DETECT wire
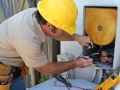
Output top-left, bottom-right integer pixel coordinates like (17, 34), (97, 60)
(54, 79), (89, 90)
(54, 45), (104, 90)
(67, 86), (71, 90)
(54, 72), (91, 90)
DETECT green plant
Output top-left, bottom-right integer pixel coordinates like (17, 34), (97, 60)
(39, 77), (48, 83)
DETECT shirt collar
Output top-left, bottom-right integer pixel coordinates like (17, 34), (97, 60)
(32, 15), (46, 42)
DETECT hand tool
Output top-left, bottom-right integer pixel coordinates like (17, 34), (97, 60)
(88, 53), (99, 57)
(54, 74), (72, 87)
(87, 43), (92, 48)
(75, 53), (99, 60)
(8, 73), (13, 83)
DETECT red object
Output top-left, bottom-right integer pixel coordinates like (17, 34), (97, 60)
(8, 74), (13, 83)
(81, 57), (89, 60)
(85, 58), (89, 60)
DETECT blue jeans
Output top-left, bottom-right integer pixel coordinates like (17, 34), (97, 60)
(10, 76), (26, 90)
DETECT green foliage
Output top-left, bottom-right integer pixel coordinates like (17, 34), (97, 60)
(39, 77), (48, 83)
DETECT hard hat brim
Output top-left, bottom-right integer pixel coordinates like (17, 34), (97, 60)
(63, 23), (76, 35)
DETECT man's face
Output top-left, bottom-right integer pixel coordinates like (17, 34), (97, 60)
(47, 25), (64, 38)
(51, 26), (64, 37)
(41, 22), (64, 38)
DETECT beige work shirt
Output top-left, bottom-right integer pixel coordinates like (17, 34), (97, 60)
(0, 8), (48, 67)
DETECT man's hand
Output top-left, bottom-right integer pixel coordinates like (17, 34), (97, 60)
(75, 56), (93, 68)
(35, 56), (93, 74)
(74, 34), (93, 49)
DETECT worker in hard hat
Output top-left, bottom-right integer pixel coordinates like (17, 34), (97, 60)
(0, 0), (93, 90)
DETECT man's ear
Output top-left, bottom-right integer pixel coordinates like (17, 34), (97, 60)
(45, 22), (52, 31)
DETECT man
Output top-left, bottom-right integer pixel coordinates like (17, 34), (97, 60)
(0, 0), (93, 90)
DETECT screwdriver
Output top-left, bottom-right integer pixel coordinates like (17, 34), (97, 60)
(8, 73), (13, 83)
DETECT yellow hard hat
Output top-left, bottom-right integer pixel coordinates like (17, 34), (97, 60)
(37, 0), (78, 35)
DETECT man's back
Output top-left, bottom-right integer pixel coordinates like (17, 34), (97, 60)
(0, 8), (40, 67)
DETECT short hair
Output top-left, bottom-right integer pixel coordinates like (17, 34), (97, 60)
(34, 10), (47, 24)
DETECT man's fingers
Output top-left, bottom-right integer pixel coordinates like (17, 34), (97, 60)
(87, 43), (93, 49)
(86, 61), (93, 67)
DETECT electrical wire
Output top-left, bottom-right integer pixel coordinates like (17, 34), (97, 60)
(54, 44), (107, 90)
(54, 69), (92, 90)
(54, 79), (89, 90)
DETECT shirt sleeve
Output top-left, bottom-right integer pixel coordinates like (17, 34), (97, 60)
(11, 38), (48, 67)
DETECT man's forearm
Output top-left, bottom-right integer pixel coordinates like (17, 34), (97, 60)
(53, 31), (81, 41)
(54, 31), (92, 47)
(35, 60), (77, 74)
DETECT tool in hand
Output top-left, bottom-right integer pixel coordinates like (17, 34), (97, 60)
(54, 74), (72, 88)
(7, 73), (13, 83)
(81, 53), (99, 59)
(80, 56), (89, 60)
(88, 53), (99, 57)
(75, 53), (99, 60)
(87, 43), (92, 48)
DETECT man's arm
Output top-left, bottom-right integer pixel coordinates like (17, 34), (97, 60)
(53, 31), (93, 48)
(34, 56), (93, 74)
(53, 31), (79, 41)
